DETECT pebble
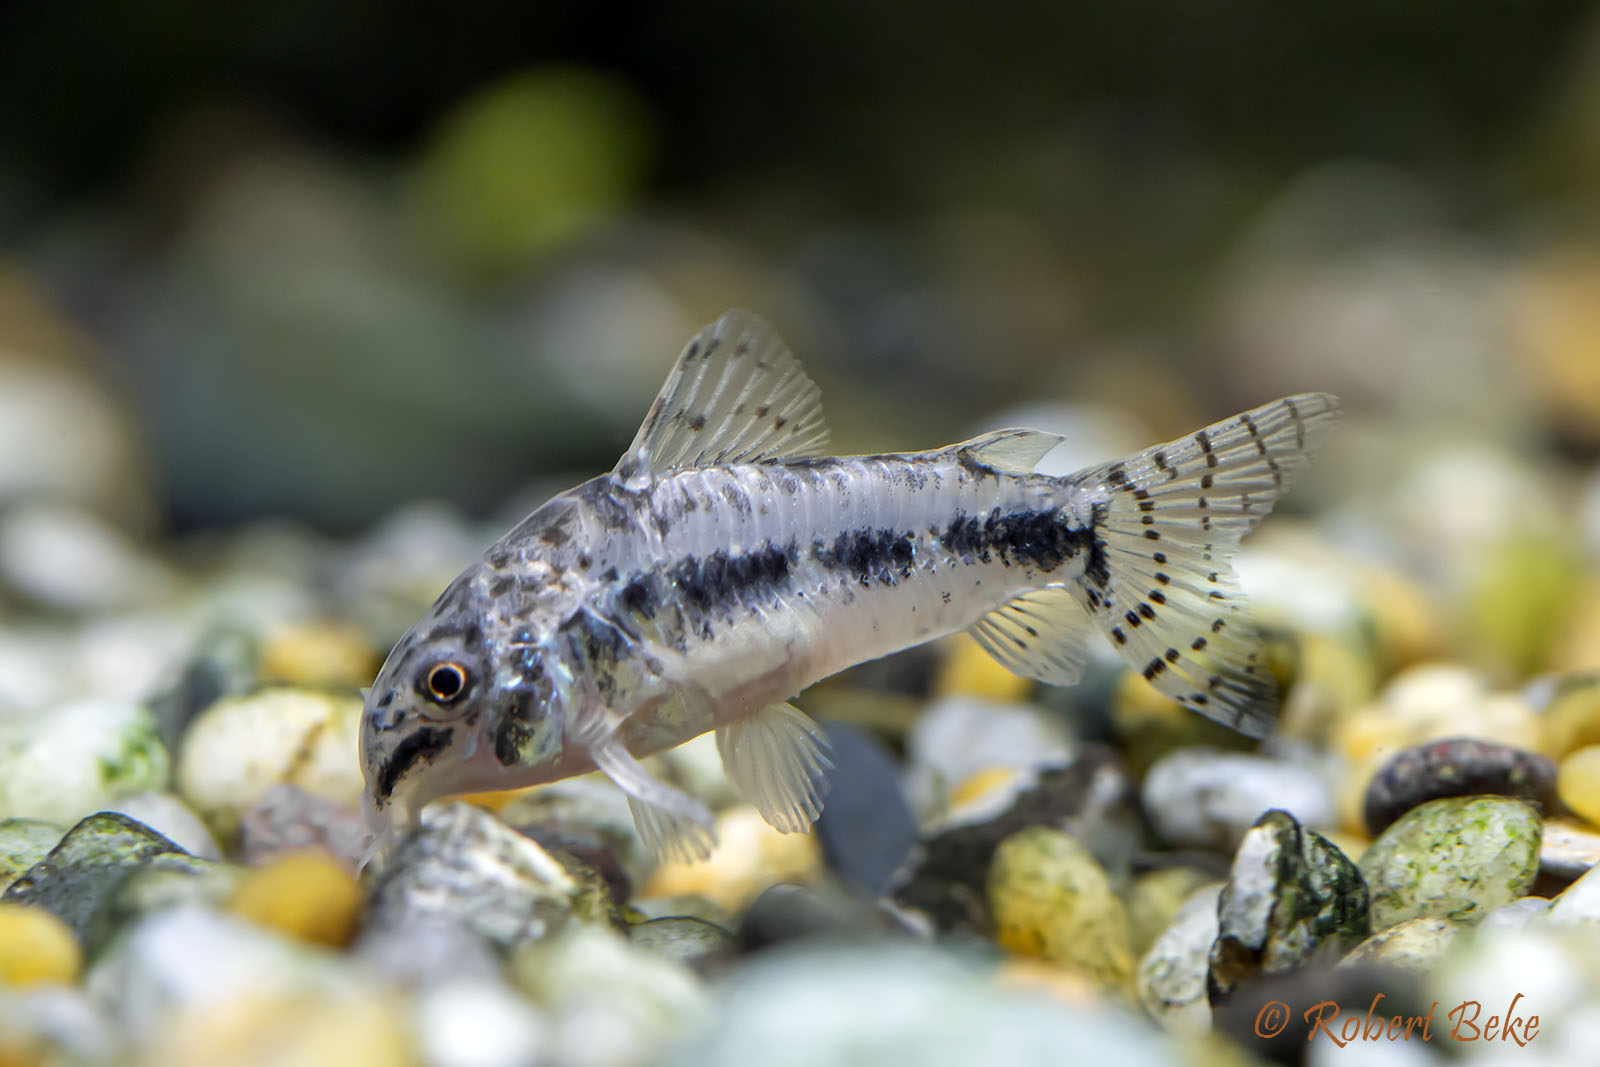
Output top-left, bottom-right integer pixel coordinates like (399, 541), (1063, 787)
(0, 985), (120, 1063)
(153, 989), (412, 1067)
(1207, 810), (1369, 1003)
(1478, 896), (1552, 934)
(905, 696), (1073, 817)
(414, 977), (552, 1067)
(100, 854), (241, 941)
(663, 944), (1179, 1067)
(105, 792), (222, 862)
(499, 776), (646, 892)
(176, 686), (364, 842)
(986, 826), (1134, 996)
(1135, 883), (1222, 1035)
(1548, 860), (1600, 924)
(1141, 749), (1338, 851)
(145, 625), (260, 749)
(1339, 916), (1463, 974)
(0, 501), (175, 613)
(1362, 737), (1558, 836)
(1126, 867), (1213, 958)
(0, 901), (82, 986)
(1536, 673), (1600, 760)
(1558, 744), (1600, 825)
(1110, 670), (1257, 777)
(642, 806), (820, 915)
(364, 803), (583, 950)
(0, 818), (62, 892)
(628, 915), (736, 970)
(812, 720), (917, 895)
(511, 924), (708, 1067)
(737, 883), (919, 954)
(0, 698), (170, 825)
(1542, 820), (1600, 882)
(351, 917), (502, 990)
(1358, 796), (1542, 929)
(228, 852), (364, 948)
(930, 633), (1033, 703)
(2, 812), (182, 950)
(238, 784), (369, 872)
(255, 619), (379, 689)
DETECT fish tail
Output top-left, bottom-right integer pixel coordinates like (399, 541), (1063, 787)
(1069, 393), (1341, 736)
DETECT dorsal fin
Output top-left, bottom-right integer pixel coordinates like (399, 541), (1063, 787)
(956, 427), (1065, 474)
(617, 311), (830, 476)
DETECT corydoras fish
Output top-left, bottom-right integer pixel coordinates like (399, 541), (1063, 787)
(359, 311), (1340, 862)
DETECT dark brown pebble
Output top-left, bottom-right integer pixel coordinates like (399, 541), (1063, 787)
(1362, 737), (1558, 837)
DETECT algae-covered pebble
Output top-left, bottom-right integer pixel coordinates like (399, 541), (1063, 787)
(0, 699), (169, 824)
(1339, 916), (1463, 975)
(986, 826), (1134, 995)
(1557, 745), (1600, 825)
(228, 852), (365, 948)
(628, 915), (736, 969)
(177, 686), (364, 841)
(0, 819), (63, 892)
(1207, 810), (1369, 1001)
(0, 901), (82, 986)
(1358, 796), (1541, 930)
(104, 791), (221, 861)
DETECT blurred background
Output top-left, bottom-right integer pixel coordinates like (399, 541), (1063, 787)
(3, 0), (1600, 683)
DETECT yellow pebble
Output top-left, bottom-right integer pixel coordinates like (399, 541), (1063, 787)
(1558, 746), (1600, 826)
(0, 902), (81, 987)
(258, 620), (380, 688)
(948, 766), (1025, 810)
(228, 852), (364, 948)
(933, 633), (1031, 702)
(642, 806), (819, 913)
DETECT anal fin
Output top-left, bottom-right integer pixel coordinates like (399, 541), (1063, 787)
(968, 585), (1092, 687)
(716, 702), (833, 833)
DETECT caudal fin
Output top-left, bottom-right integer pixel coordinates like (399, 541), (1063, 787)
(1071, 393), (1341, 737)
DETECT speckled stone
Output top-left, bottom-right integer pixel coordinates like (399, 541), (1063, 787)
(363, 803), (583, 950)
(629, 915), (736, 970)
(0, 699), (170, 825)
(986, 826), (1134, 995)
(1339, 916), (1463, 974)
(1, 812), (182, 951)
(1207, 810), (1369, 1003)
(238, 783), (369, 872)
(1136, 883), (1222, 1035)
(1357, 796), (1542, 930)
(0, 818), (63, 892)
(1362, 737), (1556, 836)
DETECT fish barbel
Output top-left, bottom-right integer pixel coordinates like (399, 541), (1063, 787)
(359, 311), (1340, 862)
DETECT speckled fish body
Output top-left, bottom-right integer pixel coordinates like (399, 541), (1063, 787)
(359, 311), (1340, 863)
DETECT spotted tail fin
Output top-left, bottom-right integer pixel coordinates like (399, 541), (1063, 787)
(1071, 393), (1341, 737)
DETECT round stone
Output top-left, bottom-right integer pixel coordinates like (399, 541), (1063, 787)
(228, 852), (365, 948)
(1363, 737), (1557, 836)
(1142, 749), (1337, 851)
(0, 901), (81, 986)
(1136, 883), (1222, 1034)
(1557, 745), (1600, 825)
(0, 699), (169, 825)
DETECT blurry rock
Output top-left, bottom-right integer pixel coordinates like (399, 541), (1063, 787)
(511, 924), (707, 1067)
(663, 944), (1178, 1067)
(364, 803), (581, 950)
(1211, 961), (1431, 1065)
(628, 915), (735, 971)
(148, 989), (411, 1067)
(99, 853), (240, 938)
(0, 502), (177, 613)
(351, 916), (502, 989)
(1207, 810), (1369, 1003)
(498, 777), (642, 899)
(986, 827), (1134, 996)
(145, 625), (260, 749)
(1340, 916), (1462, 975)
(1358, 797), (1541, 930)
(930, 633), (1033, 704)
(176, 686), (363, 842)
(414, 977), (552, 1067)
(1431, 919), (1600, 1057)
(1541, 820), (1600, 882)
(1548, 861), (1600, 924)
(642, 806), (820, 915)
(2, 812), (182, 949)
(897, 750), (1135, 935)
(1136, 883), (1222, 1035)
(105, 791), (221, 861)
(254, 618), (379, 690)
(1126, 867), (1213, 958)
(1515, 250), (1600, 450)
(227, 852), (364, 948)
(906, 696), (1073, 815)
(239, 784), (369, 872)
(1478, 896), (1552, 934)
(0, 698), (170, 825)
(0, 985), (121, 1064)
(0, 818), (62, 892)
(0, 901), (82, 986)
(1558, 744), (1600, 825)
(86, 906), (363, 1041)
(737, 884), (918, 955)
(1534, 672), (1600, 760)
(1142, 749), (1337, 851)
(813, 720), (917, 895)
(1362, 737), (1558, 836)
(1111, 670), (1257, 777)
(335, 502), (487, 644)
(1464, 530), (1586, 679)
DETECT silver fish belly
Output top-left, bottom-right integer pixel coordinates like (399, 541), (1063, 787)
(358, 310), (1341, 863)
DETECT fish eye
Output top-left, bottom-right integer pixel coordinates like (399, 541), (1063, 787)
(422, 661), (470, 705)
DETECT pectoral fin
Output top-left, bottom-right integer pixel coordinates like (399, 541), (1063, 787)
(716, 702), (833, 833)
(590, 733), (716, 862)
